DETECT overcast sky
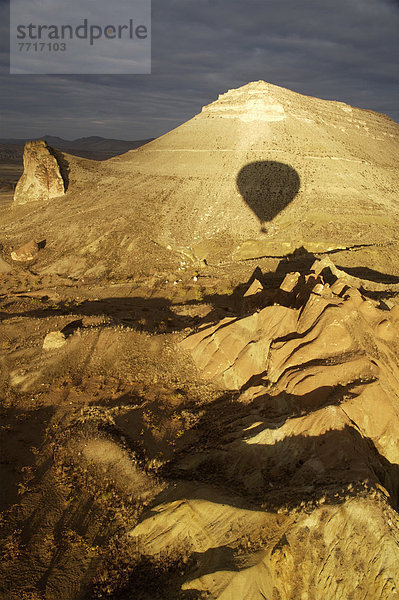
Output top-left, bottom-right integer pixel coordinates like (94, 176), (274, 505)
(1, 0), (398, 140)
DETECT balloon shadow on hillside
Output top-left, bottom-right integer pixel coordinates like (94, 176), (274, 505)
(236, 161), (300, 232)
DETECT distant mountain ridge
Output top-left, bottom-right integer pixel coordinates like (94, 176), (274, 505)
(0, 135), (155, 160)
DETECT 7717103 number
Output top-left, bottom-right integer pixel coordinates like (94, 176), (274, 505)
(18, 42), (67, 51)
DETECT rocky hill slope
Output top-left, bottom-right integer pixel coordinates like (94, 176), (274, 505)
(0, 257), (398, 599)
(1, 81), (398, 280)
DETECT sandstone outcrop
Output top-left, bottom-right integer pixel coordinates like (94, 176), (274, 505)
(127, 261), (399, 599)
(10, 239), (39, 262)
(42, 330), (67, 350)
(181, 261), (399, 394)
(13, 140), (66, 205)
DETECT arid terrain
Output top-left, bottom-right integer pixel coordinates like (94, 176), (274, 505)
(0, 81), (399, 600)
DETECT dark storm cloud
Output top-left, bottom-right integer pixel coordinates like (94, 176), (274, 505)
(0, 0), (398, 139)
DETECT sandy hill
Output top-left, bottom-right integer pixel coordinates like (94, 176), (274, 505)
(1, 80), (399, 280)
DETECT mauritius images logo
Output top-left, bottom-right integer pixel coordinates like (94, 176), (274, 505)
(10, 0), (151, 74)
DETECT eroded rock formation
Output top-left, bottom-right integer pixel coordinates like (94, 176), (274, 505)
(10, 239), (39, 261)
(13, 140), (66, 205)
(126, 261), (399, 599)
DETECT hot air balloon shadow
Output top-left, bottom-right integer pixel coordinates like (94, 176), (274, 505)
(237, 161), (300, 232)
